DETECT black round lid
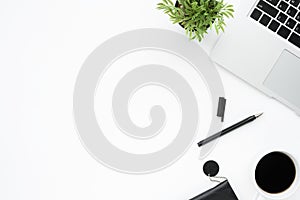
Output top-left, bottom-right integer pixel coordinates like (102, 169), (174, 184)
(203, 160), (219, 177)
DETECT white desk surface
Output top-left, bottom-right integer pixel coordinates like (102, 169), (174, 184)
(1, 0), (300, 199)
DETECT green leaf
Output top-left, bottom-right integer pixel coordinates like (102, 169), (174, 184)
(166, 0), (174, 5)
(157, 0), (234, 42)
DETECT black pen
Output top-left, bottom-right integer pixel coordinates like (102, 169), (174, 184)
(197, 113), (263, 147)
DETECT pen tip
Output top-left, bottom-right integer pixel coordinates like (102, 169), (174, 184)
(255, 113), (264, 118)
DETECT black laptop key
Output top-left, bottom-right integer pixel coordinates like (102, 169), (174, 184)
(260, 14), (272, 26)
(278, 1), (289, 11)
(286, 18), (297, 29)
(251, 8), (263, 20)
(277, 25), (291, 38)
(295, 24), (300, 34)
(258, 0), (279, 17)
(266, 0), (280, 6)
(290, 0), (300, 7)
(287, 7), (297, 17)
(296, 13), (300, 22)
(288, 33), (300, 48)
(277, 12), (288, 23)
(269, 20), (281, 31)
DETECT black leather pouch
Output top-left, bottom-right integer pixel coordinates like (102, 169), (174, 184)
(189, 180), (239, 200)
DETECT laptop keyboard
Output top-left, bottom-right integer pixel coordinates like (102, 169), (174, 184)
(250, 0), (300, 48)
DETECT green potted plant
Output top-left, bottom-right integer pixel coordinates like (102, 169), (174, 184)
(157, 0), (234, 42)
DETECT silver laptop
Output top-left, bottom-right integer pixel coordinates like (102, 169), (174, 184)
(211, 0), (300, 115)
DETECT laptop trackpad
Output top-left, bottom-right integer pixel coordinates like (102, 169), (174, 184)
(264, 50), (300, 108)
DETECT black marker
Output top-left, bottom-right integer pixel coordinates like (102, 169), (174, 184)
(197, 113), (263, 147)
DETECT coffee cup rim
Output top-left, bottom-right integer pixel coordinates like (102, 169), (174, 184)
(252, 149), (299, 199)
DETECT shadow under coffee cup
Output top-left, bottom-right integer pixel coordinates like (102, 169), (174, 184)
(253, 150), (299, 199)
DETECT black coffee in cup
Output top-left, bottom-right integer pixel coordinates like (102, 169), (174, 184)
(255, 151), (296, 194)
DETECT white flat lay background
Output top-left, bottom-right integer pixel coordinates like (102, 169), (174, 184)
(1, 0), (300, 199)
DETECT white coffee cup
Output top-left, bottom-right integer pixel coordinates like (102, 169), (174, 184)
(252, 149), (299, 200)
